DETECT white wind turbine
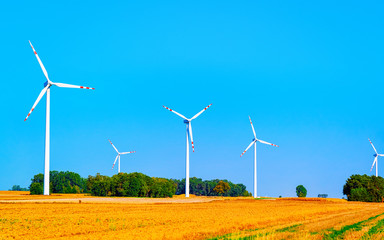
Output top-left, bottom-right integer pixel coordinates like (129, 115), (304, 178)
(24, 41), (95, 195)
(109, 140), (136, 173)
(369, 138), (384, 177)
(240, 116), (278, 198)
(163, 104), (212, 197)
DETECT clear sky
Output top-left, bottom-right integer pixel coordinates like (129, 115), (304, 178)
(1, 1), (383, 198)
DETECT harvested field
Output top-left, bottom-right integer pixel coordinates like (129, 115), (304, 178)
(0, 192), (383, 239)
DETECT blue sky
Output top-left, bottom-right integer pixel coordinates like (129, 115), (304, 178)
(1, 1), (384, 198)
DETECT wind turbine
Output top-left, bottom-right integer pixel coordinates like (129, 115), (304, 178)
(109, 140), (136, 173)
(240, 116), (278, 198)
(24, 41), (95, 195)
(163, 104), (212, 197)
(368, 138), (383, 177)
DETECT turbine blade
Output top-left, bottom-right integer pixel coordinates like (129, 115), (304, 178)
(29, 41), (50, 82)
(249, 116), (256, 138)
(258, 139), (279, 147)
(190, 104), (212, 120)
(108, 140), (119, 153)
(371, 156), (378, 171)
(120, 151), (136, 155)
(240, 140), (255, 157)
(112, 155), (119, 170)
(24, 85), (49, 121)
(369, 138), (378, 154)
(52, 82), (95, 90)
(162, 105), (188, 120)
(188, 122), (195, 152)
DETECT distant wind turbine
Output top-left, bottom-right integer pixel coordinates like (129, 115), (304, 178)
(24, 41), (94, 195)
(368, 138), (383, 177)
(163, 104), (212, 197)
(240, 116), (278, 198)
(109, 140), (136, 173)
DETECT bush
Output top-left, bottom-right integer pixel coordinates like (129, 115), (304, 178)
(30, 183), (43, 195)
(349, 188), (371, 202)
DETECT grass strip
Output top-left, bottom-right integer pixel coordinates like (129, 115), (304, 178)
(322, 212), (384, 240)
(208, 224), (301, 240)
(361, 217), (384, 239)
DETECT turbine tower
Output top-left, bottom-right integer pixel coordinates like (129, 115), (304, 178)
(369, 138), (383, 177)
(163, 104), (212, 197)
(24, 41), (95, 195)
(109, 140), (136, 173)
(240, 116), (278, 198)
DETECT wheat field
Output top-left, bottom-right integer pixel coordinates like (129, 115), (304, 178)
(1, 191), (384, 239)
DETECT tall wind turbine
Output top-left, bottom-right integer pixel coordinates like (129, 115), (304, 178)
(109, 140), (136, 173)
(368, 138), (383, 177)
(24, 41), (95, 195)
(240, 116), (278, 198)
(163, 104), (212, 197)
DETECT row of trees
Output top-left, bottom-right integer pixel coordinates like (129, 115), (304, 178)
(29, 171), (251, 197)
(30, 171), (87, 195)
(172, 177), (252, 197)
(343, 174), (384, 202)
(9, 185), (29, 191)
(87, 172), (176, 198)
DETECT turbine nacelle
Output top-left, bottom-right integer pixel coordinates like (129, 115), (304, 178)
(184, 119), (190, 124)
(374, 153), (378, 157)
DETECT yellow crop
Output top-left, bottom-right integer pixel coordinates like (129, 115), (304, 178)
(1, 191), (383, 239)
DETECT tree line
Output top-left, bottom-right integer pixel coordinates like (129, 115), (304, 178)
(29, 171), (251, 197)
(87, 172), (176, 198)
(172, 177), (252, 197)
(9, 185), (29, 191)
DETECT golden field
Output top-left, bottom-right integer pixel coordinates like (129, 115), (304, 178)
(1, 191), (384, 239)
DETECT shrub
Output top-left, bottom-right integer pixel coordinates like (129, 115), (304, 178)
(30, 183), (43, 195)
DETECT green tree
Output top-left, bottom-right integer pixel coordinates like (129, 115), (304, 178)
(150, 178), (176, 198)
(343, 174), (384, 202)
(87, 173), (112, 196)
(296, 185), (307, 197)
